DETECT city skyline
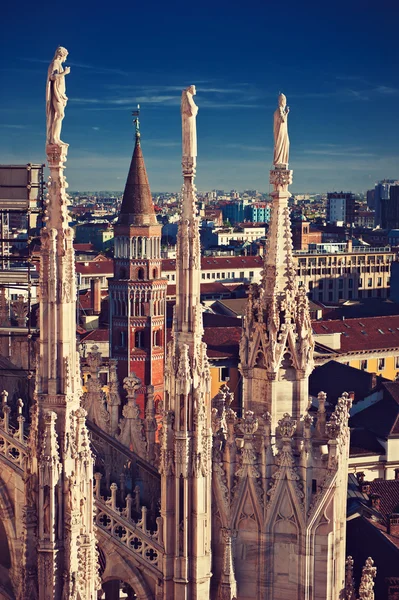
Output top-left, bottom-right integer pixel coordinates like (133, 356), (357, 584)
(1, 0), (399, 192)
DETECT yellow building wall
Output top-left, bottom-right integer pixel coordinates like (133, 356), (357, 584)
(210, 365), (240, 401)
(348, 354), (398, 381)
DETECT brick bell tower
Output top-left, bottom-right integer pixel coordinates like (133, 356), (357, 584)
(109, 109), (167, 414)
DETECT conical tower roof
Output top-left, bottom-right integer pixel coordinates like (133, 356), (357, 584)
(119, 133), (157, 226)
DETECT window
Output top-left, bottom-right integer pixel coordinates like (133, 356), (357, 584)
(221, 367), (230, 381)
(368, 278), (372, 287)
(207, 273), (211, 279)
(135, 331), (143, 348)
(348, 279), (353, 289)
(395, 356), (399, 369)
(309, 281), (313, 290)
(360, 360), (368, 370)
(328, 281), (333, 290)
(201, 274), (205, 280)
(348, 290), (353, 299)
(240, 271), (245, 279)
(221, 272), (225, 278)
(318, 281), (324, 289)
(249, 271), (254, 278)
(338, 291), (343, 300)
(338, 279), (343, 289)
(318, 292), (323, 301)
(378, 358), (385, 370)
(328, 292), (333, 301)
(377, 277), (382, 287)
(359, 278), (362, 287)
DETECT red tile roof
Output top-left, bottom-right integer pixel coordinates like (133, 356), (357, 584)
(162, 255), (263, 272)
(369, 479), (399, 517)
(80, 329), (109, 342)
(76, 260), (114, 276)
(312, 315), (399, 353)
(167, 282), (232, 298)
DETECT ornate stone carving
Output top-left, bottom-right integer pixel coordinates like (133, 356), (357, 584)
(11, 294), (28, 327)
(359, 557), (377, 600)
(269, 168), (293, 188)
(345, 556), (356, 600)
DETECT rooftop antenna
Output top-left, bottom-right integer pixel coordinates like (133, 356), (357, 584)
(132, 104), (140, 140)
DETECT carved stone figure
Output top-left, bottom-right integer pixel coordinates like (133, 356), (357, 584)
(181, 85), (198, 158)
(273, 93), (290, 167)
(46, 46), (70, 145)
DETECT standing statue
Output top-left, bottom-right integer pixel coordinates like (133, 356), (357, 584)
(273, 93), (290, 167)
(181, 85), (198, 158)
(46, 46), (70, 146)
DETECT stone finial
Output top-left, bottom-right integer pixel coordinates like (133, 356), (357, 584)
(123, 374), (141, 398)
(359, 557), (377, 600)
(345, 556), (356, 600)
(277, 413), (297, 440)
(11, 294), (29, 327)
(326, 392), (351, 441)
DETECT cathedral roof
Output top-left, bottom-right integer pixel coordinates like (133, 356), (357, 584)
(119, 134), (158, 226)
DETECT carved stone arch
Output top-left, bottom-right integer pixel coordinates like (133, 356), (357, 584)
(99, 540), (155, 600)
(247, 330), (262, 368)
(231, 483), (261, 599)
(0, 473), (20, 597)
(311, 497), (335, 600)
(266, 475), (305, 533)
(231, 478), (262, 532)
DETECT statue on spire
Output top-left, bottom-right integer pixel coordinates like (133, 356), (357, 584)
(181, 85), (198, 158)
(46, 46), (70, 146)
(273, 93), (290, 168)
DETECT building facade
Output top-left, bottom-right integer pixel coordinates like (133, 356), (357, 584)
(327, 191), (355, 225)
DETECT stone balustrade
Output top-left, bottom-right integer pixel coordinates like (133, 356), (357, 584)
(0, 391), (28, 472)
(94, 474), (163, 576)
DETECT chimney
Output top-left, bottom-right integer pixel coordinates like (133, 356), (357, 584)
(91, 278), (101, 315)
(361, 483), (371, 495)
(388, 514), (399, 536)
(347, 238), (353, 252)
(370, 493), (381, 511)
(356, 471), (365, 485)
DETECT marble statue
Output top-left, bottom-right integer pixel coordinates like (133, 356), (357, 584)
(46, 46), (70, 145)
(273, 93), (290, 167)
(181, 85), (198, 158)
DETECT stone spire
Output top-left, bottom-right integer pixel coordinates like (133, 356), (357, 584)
(239, 95), (314, 428)
(160, 85), (212, 600)
(21, 47), (99, 600)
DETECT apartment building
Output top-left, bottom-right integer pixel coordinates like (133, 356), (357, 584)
(297, 245), (394, 303)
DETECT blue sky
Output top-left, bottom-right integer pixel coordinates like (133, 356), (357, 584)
(1, 0), (398, 193)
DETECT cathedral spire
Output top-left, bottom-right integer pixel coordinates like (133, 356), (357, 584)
(161, 85), (212, 600)
(239, 94), (314, 427)
(22, 46), (99, 600)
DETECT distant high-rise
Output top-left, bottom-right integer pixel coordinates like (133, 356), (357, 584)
(374, 179), (399, 227)
(326, 191), (355, 225)
(381, 184), (399, 230)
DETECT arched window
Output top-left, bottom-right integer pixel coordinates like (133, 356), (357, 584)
(135, 331), (143, 348)
(138, 268), (144, 280)
(153, 268), (157, 279)
(119, 267), (126, 279)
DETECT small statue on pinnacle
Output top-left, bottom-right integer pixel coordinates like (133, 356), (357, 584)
(46, 46), (70, 146)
